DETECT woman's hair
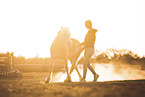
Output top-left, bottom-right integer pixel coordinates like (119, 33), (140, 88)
(85, 20), (92, 29)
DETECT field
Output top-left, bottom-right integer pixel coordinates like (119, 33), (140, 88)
(0, 72), (145, 97)
(0, 65), (145, 97)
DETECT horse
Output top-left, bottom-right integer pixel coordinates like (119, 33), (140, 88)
(45, 28), (84, 83)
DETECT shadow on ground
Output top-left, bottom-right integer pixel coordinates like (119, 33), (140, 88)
(0, 72), (145, 97)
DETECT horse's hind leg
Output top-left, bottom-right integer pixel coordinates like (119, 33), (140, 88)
(69, 60), (82, 80)
(64, 59), (71, 82)
(45, 58), (53, 83)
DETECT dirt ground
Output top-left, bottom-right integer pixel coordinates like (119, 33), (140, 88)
(0, 72), (145, 97)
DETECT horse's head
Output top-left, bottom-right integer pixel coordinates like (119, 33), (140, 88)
(57, 27), (72, 47)
(58, 27), (70, 38)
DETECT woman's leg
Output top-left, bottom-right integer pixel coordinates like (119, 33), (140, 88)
(82, 48), (99, 82)
(82, 48), (94, 79)
(87, 62), (97, 75)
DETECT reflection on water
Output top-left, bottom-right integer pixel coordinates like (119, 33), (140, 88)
(51, 63), (145, 82)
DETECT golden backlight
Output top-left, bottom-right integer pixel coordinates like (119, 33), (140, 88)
(51, 63), (145, 82)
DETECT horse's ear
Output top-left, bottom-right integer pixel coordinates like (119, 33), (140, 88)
(58, 30), (62, 35)
(61, 26), (63, 29)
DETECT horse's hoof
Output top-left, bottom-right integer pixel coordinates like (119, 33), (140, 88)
(64, 78), (72, 83)
(79, 76), (83, 81)
(45, 80), (50, 83)
(45, 78), (50, 83)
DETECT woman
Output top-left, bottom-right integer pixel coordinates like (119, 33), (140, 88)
(80, 20), (99, 82)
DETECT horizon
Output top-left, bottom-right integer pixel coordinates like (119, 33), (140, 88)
(0, 0), (145, 58)
(8, 48), (145, 59)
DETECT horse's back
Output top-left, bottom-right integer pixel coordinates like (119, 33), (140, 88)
(69, 38), (84, 61)
(50, 37), (83, 61)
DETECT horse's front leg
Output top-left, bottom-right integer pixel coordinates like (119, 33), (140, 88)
(45, 58), (53, 83)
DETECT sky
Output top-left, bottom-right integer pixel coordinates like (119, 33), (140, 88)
(0, 0), (145, 58)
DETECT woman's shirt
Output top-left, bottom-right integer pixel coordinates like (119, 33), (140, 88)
(84, 29), (97, 48)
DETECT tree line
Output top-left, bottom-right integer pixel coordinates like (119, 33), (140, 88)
(14, 49), (145, 66)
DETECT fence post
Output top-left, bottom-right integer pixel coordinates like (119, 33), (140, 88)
(11, 52), (14, 69)
(6, 52), (10, 76)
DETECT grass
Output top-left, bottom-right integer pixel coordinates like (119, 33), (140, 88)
(0, 72), (145, 97)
